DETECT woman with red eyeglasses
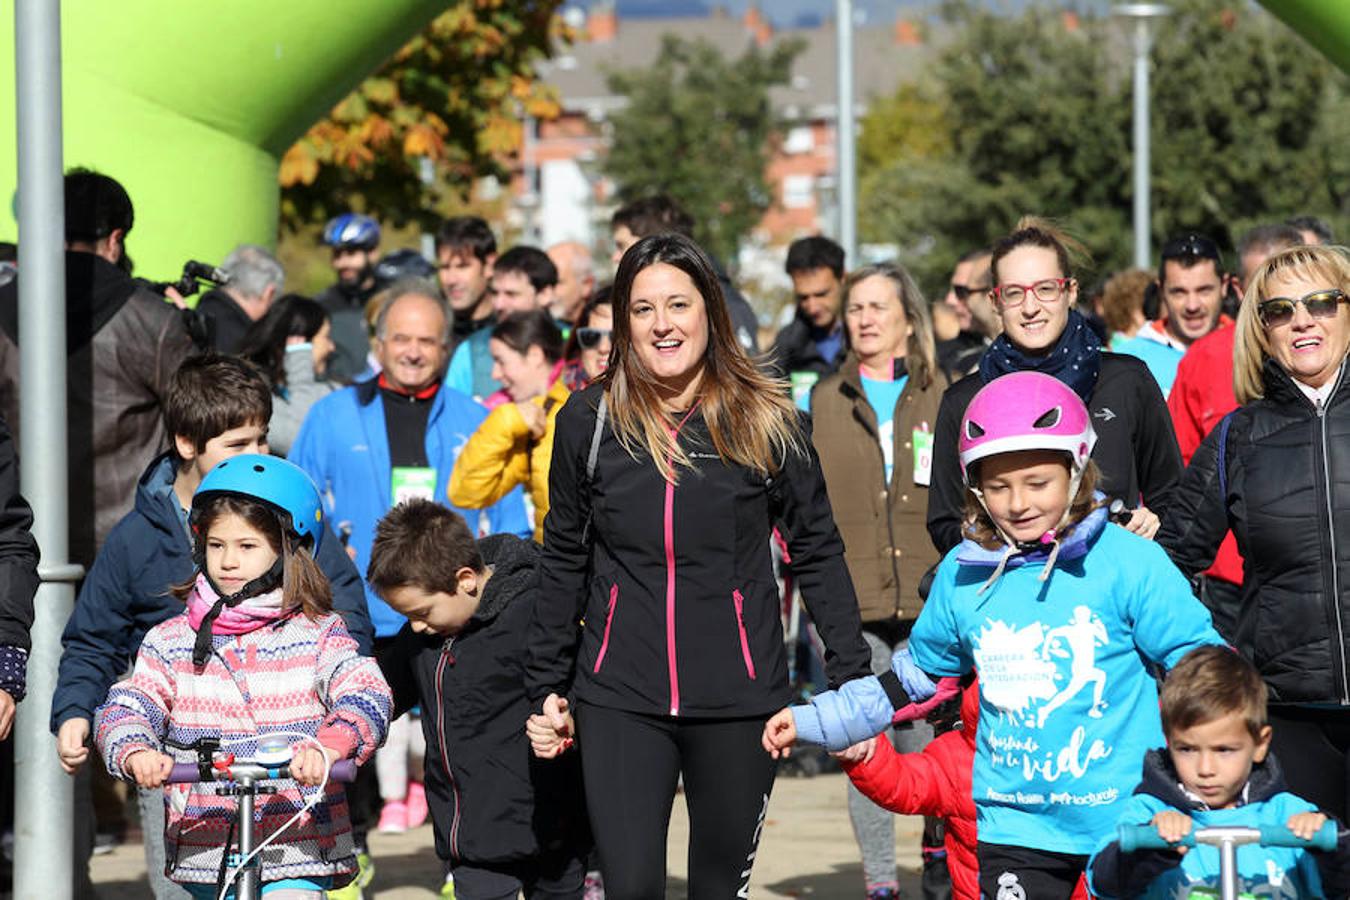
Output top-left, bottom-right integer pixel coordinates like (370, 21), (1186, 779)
(1159, 243), (1350, 821)
(926, 217), (1184, 553)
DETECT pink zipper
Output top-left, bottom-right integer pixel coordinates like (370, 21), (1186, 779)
(664, 404), (701, 716)
(435, 645), (462, 860)
(733, 590), (757, 679)
(593, 584), (619, 673)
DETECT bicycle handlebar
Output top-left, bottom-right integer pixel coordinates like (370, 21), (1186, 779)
(166, 759), (358, 784)
(1118, 822), (1337, 853)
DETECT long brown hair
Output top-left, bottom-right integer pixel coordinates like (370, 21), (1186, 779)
(174, 494), (332, 620)
(604, 232), (802, 481)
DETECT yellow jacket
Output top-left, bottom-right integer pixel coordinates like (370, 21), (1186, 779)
(448, 378), (571, 543)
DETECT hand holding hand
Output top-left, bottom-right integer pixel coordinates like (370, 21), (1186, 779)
(290, 744), (341, 787)
(526, 693), (575, 759)
(761, 708), (797, 759)
(124, 749), (175, 789)
(831, 735), (877, 765)
(57, 718), (91, 774)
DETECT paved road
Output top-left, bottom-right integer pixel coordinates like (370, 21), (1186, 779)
(90, 771), (928, 898)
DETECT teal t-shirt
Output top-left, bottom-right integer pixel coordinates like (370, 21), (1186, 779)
(860, 374), (907, 482)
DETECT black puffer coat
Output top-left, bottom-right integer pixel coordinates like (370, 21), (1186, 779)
(1158, 359), (1350, 704)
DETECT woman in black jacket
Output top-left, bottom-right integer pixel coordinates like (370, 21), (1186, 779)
(1159, 243), (1350, 818)
(525, 233), (872, 898)
(925, 217), (1183, 553)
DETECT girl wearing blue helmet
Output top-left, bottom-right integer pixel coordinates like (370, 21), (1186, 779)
(94, 455), (392, 899)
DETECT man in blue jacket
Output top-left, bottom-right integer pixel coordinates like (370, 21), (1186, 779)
(289, 279), (530, 641)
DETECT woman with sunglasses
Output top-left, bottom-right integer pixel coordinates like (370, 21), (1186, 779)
(561, 286), (614, 390)
(1159, 243), (1350, 820)
(448, 309), (568, 543)
(524, 232), (872, 898)
(926, 217), (1184, 553)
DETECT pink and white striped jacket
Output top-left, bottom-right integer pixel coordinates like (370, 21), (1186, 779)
(95, 609), (391, 886)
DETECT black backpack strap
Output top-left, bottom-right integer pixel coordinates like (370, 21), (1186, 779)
(586, 393), (607, 485)
(580, 393), (607, 545)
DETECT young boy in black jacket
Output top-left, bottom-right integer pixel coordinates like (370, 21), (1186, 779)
(367, 499), (590, 900)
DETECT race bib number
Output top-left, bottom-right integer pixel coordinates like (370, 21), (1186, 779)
(790, 371), (820, 407)
(391, 466), (437, 506)
(912, 428), (934, 486)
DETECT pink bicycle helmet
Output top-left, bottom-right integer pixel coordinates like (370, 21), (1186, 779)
(958, 371), (1096, 485)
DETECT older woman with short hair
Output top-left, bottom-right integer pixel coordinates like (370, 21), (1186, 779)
(1159, 243), (1350, 819)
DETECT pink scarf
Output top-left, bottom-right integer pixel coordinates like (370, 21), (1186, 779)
(186, 573), (289, 636)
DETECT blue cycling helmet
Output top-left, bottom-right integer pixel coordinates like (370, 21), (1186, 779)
(192, 454), (324, 554)
(323, 213), (381, 251)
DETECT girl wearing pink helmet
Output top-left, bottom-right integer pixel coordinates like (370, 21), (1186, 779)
(765, 370), (1222, 899)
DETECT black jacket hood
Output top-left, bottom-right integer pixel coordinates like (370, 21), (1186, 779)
(1135, 747), (1289, 810)
(471, 533), (540, 627)
(0, 251), (138, 351)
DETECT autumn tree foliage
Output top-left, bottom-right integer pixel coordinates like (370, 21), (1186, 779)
(279, 1), (565, 231)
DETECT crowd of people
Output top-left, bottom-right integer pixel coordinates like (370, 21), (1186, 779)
(0, 166), (1345, 900)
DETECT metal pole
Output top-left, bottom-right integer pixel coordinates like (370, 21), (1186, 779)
(1131, 18), (1152, 270)
(13, 1), (77, 898)
(835, 0), (857, 265)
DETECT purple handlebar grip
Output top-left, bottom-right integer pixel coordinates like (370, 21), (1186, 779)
(164, 760), (358, 783)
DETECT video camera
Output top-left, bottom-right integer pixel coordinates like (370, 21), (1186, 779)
(146, 260), (230, 300)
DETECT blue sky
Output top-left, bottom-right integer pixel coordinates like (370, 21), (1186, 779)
(565, 0), (946, 29)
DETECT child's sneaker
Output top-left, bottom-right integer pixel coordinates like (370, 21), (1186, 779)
(406, 780), (429, 830)
(440, 871), (456, 899)
(866, 887), (900, 900)
(377, 799), (408, 833)
(584, 870), (605, 900)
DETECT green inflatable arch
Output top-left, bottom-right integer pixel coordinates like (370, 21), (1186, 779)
(0, 0), (446, 279)
(0, 0), (1345, 281)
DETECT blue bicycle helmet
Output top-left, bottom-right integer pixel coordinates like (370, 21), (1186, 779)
(192, 454), (324, 554)
(322, 213), (381, 251)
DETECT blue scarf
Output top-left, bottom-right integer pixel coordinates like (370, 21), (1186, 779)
(978, 308), (1102, 401)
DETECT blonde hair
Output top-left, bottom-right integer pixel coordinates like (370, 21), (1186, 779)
(1233, 244), (1350, 404)
(605, 233), (802, 482)
(842, 263), (939, 390)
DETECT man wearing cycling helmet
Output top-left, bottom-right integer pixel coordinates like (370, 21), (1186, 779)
(317, 213), (383, 383)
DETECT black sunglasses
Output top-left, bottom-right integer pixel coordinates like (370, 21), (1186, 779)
(577, 327), (612, 350)
(1257, 288), (1348, 328)
(1161, 232), (1222, 263)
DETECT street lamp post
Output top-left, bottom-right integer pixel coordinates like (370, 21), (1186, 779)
(835, 0), (857, 265)
(1114, 3), (1170, 271)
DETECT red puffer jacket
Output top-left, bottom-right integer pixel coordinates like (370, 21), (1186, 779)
(842, 681), (1088, 900)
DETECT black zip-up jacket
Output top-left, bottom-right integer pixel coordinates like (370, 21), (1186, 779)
(380, 534), (590, 867)
(1159, 359), (1350, 704)
(195, 288), (253, 355)
(526, 384), (872, 717)
(766, 313), (844, 380)
(1089, 749), (1350, 898)
(926, 353), (1184, 554)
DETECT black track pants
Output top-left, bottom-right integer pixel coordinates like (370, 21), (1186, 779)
(575, 703), (776, 900)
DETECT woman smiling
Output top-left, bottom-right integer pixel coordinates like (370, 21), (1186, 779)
(1160, 243), (1350, 819)
(525, 232), (871, 897)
